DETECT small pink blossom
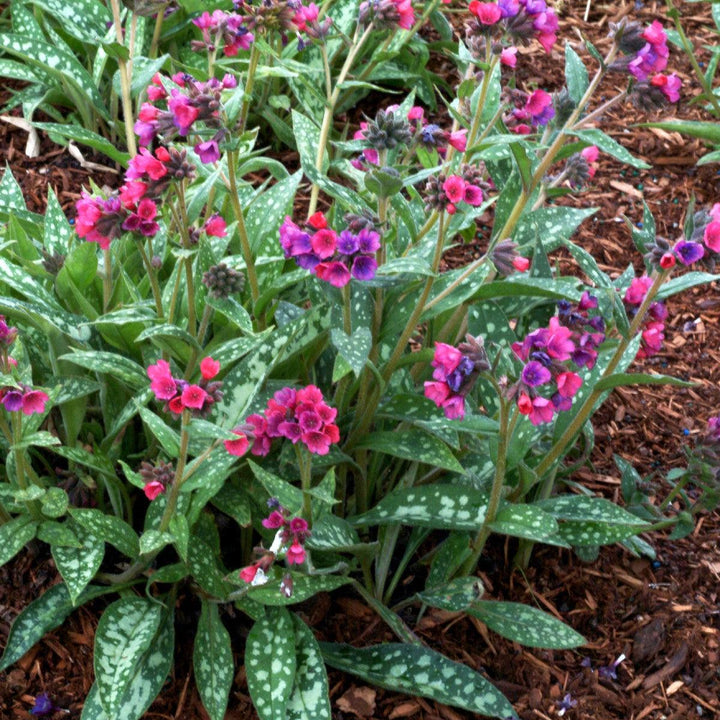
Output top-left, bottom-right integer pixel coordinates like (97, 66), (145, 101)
(181, 384), (208, 409)
(443, 176), (467, 204)
(286, 541), (306, 565)
(200, 356), (220, 380)
(224, 429), (250, 457)
(144, 480), (165, 501)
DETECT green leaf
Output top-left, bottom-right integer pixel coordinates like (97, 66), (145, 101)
(306, 515), (369, 553)
(188, 536), (230, 599)
(247, 572), (350, 606)
(355, 430), (464, 474)
(0, 34), (108, 119)
(170, 514), (189, 562)
(641, 119), (720, 144)
(468, 601), (585, 649)
(211, 484), (252, 527)
(657, 271), (720, 300)
(194, 601), (234, 720)
(33, 121), (128, 164)
(138, 529), (174, 556)
(139, 407), (180, 457)
(94, 597), (162, 718)
(419, 577), (484, 611)
(246, 607), (297, 720)
(320, 643), (516, 718)
(248, 460), (304, 515)
(488, 504), (563, 544)
(44, 187), (72, 255)
(330, 326), (372, 377)
(26, 0), (110, 41)
(574, 129), (650, 169)
(70, 508), (139, 558)
(52, 524), (104, 605)
(0, 517), (36, 568)
(59, 351), (148, 389)
(0, 583), (112, 673)
(594, 372), (694, 392)
(286, 615), (331, 720)
(350, 485), (488, 530)
(82, 602), (174, 720)
(38, 520), (80, 547)
(565, 45), (589, 105)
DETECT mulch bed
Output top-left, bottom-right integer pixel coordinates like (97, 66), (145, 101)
(1, 1), (720, 718)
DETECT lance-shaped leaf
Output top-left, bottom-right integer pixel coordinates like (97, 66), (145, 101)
(0, 583), (113, 672)
(355, 430), (464, 474)
(350, 485), (488, 530)
(330, 327), (372, 377)
(0, 517), (36, 569)
(139, 407), (180, 458)
(81, 603), (174, 720)
(488, 504), (563, 544)
(51, 524), (104, 605)
(320, 643), (516, 719)
(246, 607), (297, 720)
(248, 460), (303, 514)
(59, 350), (148, 389)
(468, 601), (585, 649)
(286, 615), (331, 720)
(419, 577), (485, 612)
(94, 597), (162, 717)
(194, 601), (234, 720)
(247, 572), (350, 606)
(70, 508), (139, 558)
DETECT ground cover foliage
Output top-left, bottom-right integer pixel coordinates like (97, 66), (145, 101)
(0, 0), (719, 718)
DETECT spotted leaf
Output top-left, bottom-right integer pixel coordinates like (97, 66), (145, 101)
(286, 615), (331, 720)
(51, 523), (104, 605)
(246, 607), (297, 720)
(194, 601), (234, 720)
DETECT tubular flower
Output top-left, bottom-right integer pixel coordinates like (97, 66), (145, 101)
(147, 356), (223, 416)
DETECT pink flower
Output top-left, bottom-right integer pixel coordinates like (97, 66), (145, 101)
(286, 541), (306, 565)
(529, 396), (554, 425)
(289, 517), (309, 534)
(556, 371), (582, 398)
(147, 360), (177, 401)
(500, 47), (518, 68)
(311, 229), (338, 259)
(442, 395), (465, 420)
(144, 480), (165, 501)
(307, 212), (327, 230)
(513, 256), (530, 272)
(224, 429), (250, 457)
(650, 73), (681, 103)
(204, 215), (227, 238)
(432, 342), (463, 375)
(443, 176), (467, 204)
(580, 145), (599, 164)
(469, 1), (502, 24)
(21, 390), (49, 415)
(624, 276), (653, 305)
(703, 221), (720, 252)
(517, 393), (533, 415)
(168, 93), (199, 135)
(262, 511), (286, 529)
(315, 261), (351, 287)
(181, 384), (208, 409)
(660, 252), (676, 269)
(446, 130), (467, 152)
(239, 564), (259, 583)
(200, 356), (220, 380)
(464, 184), (483, 206)
(195, 140), (220, 163)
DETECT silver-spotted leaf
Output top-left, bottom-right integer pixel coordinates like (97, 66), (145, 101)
(194, 601), (234, 720)
(468, 601), (585, 649)
(94, 596), (162, 717)
(246, 607), (297, 720)
(286, 615), (331, 720)
(418, 578), (484, 612)
(0, 517), (37, 569)
(52, 524), (104, 604)
(320, 643), (516, 718)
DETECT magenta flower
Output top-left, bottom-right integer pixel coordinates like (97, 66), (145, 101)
(224, 429), (250, 457)
(286, 541), (306, 565)
(21, 390), (49, 415)
(195, 139), (220, 163)
(469, 1), (502, 25)
(443, 176), (467, 204)
(204, 215), (227, 238)
(315, 261), (351, 288)
(650, 73), (681, 103)
(148, 359), (177, 400)
(181, 384), (208, 409)
(703, 221), (720, 252)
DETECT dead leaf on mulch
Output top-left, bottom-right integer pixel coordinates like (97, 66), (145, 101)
(336, 685), (377, 717)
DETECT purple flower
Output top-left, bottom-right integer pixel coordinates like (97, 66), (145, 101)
(1, 389), (23, 411)
(557, 692), (577, 716)
(195, 139), (220, 163)
(356, 228), (381, 254)
(598, 652), (626, 680)
(673, 239), (704, 266)
(521, 360), (552, 387)
(351, 255), (377, 281)
(337, 230), (360, 255)
(30, 693), (56, 716)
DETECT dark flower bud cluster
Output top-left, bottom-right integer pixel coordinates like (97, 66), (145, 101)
(553, 87), (576, 125)
(203, 262), (246, 298)
(343, 210), (378, 234)
(41, 250), (65, 276)
(490, 238), (530, 276)
(363, 109), (414, 151)
(139, 460), (176, 501)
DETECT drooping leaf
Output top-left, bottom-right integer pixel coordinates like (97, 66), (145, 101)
(194, 601), (234, 720)
(320, 643), (516, 718)
(286, 614), (331, 720)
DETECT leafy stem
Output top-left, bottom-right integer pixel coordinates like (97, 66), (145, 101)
(108, 0), (137, 157)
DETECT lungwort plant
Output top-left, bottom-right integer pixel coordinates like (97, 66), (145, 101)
(0, 1), (718, 718)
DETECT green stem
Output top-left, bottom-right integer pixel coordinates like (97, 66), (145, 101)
(297, 444), (313, 524)
(11, 412), (42, 521)
(226, 151), (260, 306)
(148, 4), (168, 59)
(238, 41), (261, 133)
(307, 23), (375, 218)
(465, 50), (497, 152)
(460, 399), (515, 575)
(157, 410), (191, 534)
(109, 0), (137, 156)
(176, 185), (197, 337)
(0, 501), (12, 524)
(102, 247), (112, 313)
(341, 284), (352, 335)
(136, 239), (164, 319)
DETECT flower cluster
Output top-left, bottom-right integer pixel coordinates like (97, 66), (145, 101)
(352, 105), (467, 170)
(611, 19), (681, 107)
(147, 356), (223, 416)
(563, 145), (600, 189)
(135, 73), (236, 159)
(0, 385), (49, 415)
(650, 205), (720, 272)
(238, 501), (312, 586)
(504, 88), (555, 134)
(225, 385), (339, 457)
(191, 10), (254, 56)
(510, 293), (605, 425)
(490, 238), (530, 275)
(465, 0), (558, 57)
(359, 0), (414, 30)
(138, 460), (175, 501)
(279, 213), (380, 287)
(423, 166), (488, 215)
(623, 276), (667, 359)
(424, 336), (489, 419)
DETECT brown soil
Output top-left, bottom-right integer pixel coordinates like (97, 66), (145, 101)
(1, 1), (720, 719)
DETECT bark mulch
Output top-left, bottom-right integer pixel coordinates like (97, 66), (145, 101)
(1, 1), (720, 718)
